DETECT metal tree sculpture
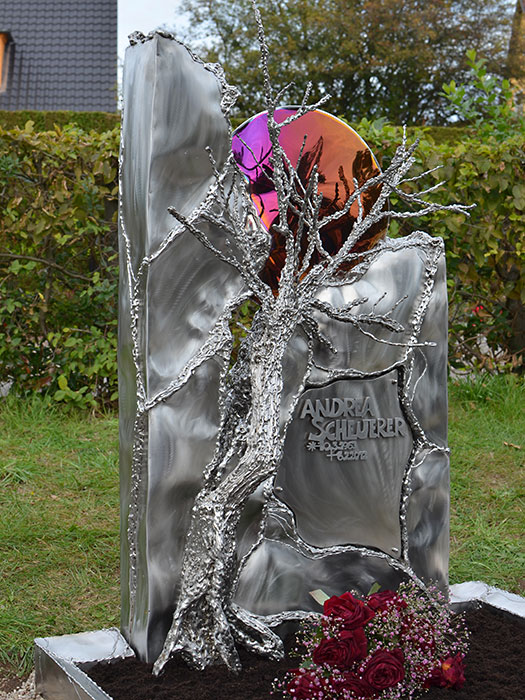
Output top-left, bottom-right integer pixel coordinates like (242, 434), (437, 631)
(145, 8), (471, 674)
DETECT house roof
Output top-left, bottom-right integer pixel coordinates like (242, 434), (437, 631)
(0, 0), (117, 112)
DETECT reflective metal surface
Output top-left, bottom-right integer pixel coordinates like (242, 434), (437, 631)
(231, 108), (387, 291)
(275, 374), (412, 553)
(235, 235), (450, 615)
(450, 581), (525, 618)
(119, 34), (245, 662)
(34, 629), (133, 700)
(120, 32), (450, 666)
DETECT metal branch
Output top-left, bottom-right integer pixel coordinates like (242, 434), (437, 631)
(144, 292), (252, 411)
(311, 298), (404, 333)
(167, 205), (270, 303)
(301, 313), (337, 354)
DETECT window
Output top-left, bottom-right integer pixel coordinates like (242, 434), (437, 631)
(0, 32), (13, 93)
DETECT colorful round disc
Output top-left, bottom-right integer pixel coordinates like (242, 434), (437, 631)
(232, 108), (387, 291)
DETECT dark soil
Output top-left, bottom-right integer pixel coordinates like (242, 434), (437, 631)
(0, 672), (22, 694)
(87, 604), (524, 700)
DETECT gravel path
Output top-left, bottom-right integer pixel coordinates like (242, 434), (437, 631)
(0, 672), (38, 700)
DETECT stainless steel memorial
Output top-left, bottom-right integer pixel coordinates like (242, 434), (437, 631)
(118, 16), (470, 675)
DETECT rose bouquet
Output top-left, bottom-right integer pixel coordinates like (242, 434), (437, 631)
(276, 581), (469, 700)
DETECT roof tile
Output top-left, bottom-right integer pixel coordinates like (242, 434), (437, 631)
(0, 0), (117, 111)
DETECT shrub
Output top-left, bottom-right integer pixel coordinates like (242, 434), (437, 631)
(1, 58), (522, 410)
(0, 121), (120, 408)
(353, 57), (524, 373)
(0, 110), (120, 132)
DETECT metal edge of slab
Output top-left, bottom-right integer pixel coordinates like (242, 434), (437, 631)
(34, 629), (134, 700)
(450, 580), (525, 618)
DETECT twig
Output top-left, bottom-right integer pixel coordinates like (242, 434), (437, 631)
(0, 253), (92, 281)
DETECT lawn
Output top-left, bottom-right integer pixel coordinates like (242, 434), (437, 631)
(448, 375), (524, 592)
(0, 398), (120, 674)
(0, 375), (523, 676)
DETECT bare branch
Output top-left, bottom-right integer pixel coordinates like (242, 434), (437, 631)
(0, 253), (92, 281)
(372, 290), (388, 312)
(301, 313), (337, 354)
(275, 81), (295, 104)
(253, 1), (274, 108)
(299, 82), (313, 112)
(351, 326), (434, 348)
(168, 206), (241, 270)
(401, 164), (443, 184)
(276, 95), (331, 128)
(298, 136), (472, 298)
(388, 203), (474, 219)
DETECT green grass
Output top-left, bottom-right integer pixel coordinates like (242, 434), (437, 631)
(448, 374), (524, 593)
(0, 397), (120, 675)
(0, 375), (523, 676)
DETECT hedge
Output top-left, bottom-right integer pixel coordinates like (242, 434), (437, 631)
(0, 104), (522, 407)
(0, 120), (120, 408)
(353, 118), (524, 374)
(0, 110), (120, 132)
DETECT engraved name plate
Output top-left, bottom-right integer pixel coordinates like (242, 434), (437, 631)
(275, 374), (412, 555)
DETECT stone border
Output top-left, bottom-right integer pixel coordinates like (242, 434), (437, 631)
(34, 628), (133, 700)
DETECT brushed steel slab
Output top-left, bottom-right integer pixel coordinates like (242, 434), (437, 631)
(119, 32), (450, 662)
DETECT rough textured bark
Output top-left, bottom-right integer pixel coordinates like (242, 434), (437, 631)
(506, 0), (525, 92)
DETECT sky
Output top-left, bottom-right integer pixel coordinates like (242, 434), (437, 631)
(118, 0), (188, 62)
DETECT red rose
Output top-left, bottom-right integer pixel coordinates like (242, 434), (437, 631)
(286, 669), (327, 698)
(330, 672), (374, 698)
(425, 654), (466, 690)
(323, 592), (375, 629)
(367, 590), (406, 612)
(362, 648), (405, 691)
(313, 628), (368, 668)
(424, 666), (446, 689)
(338, 627), (368, 661)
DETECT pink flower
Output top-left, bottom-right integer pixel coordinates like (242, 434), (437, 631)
(367, 590), (406, 612)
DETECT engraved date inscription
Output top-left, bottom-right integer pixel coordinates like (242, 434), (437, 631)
(300, 397), (407, 462)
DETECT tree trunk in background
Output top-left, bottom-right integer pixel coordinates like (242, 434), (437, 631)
(506, 0), (525, 98)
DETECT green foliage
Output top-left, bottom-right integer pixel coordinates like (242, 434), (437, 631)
(0, 110), (120, 132)
(441, 53), (524, 369)
(420, 126), (467, 145)
(229, 299), (260, 364)
(352, 74), (525, 372)
(0, 121), (120, 408)
(179, 0), (513, 124)
(442, 50), (519, 139)
(0, 55), (522, 404)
